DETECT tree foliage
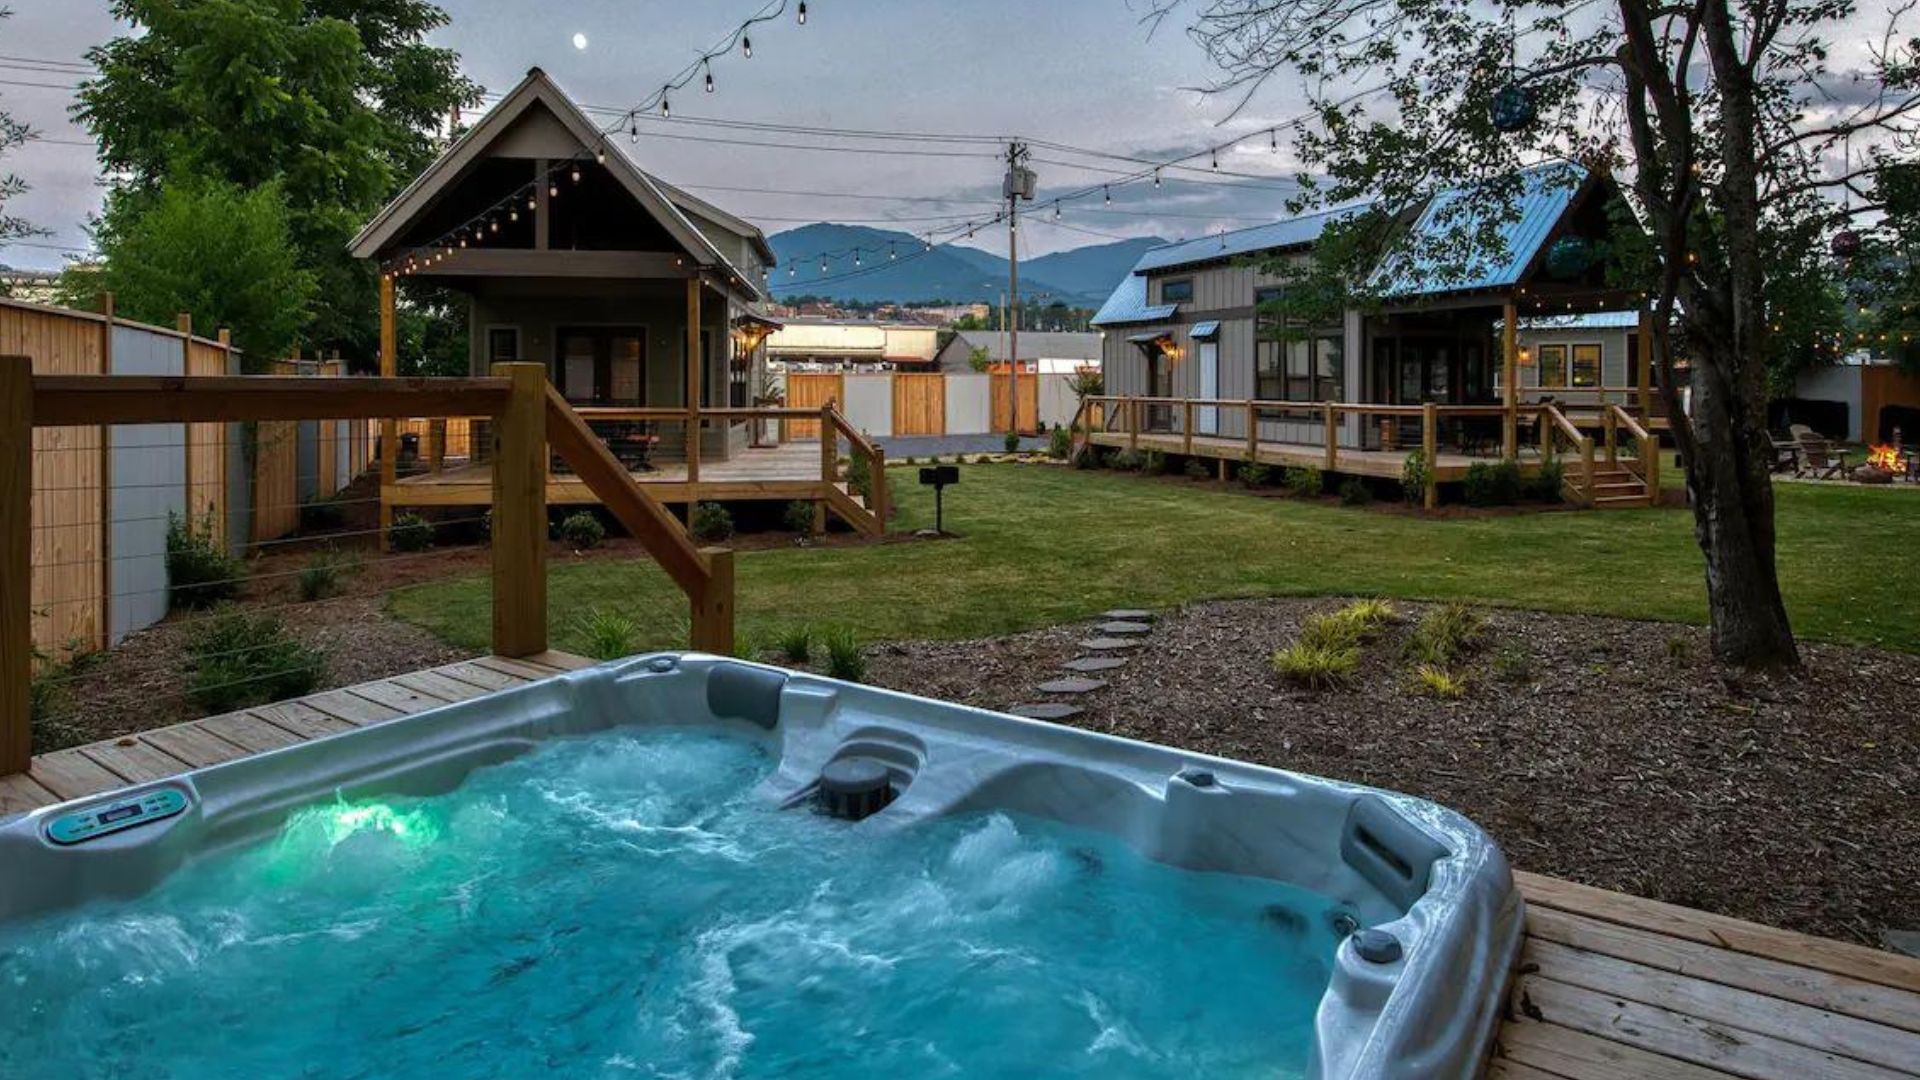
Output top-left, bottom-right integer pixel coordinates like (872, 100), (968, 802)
(1158, 0), (1920, 668)
(82, 172), (316, 361)
(0, 8), (42, 254)
(73, 0), (479, 355)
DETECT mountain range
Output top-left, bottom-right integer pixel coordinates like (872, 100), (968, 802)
(766, 224), (1166, 307)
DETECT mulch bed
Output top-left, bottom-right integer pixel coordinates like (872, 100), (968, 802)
(859, 597), (1919, 948)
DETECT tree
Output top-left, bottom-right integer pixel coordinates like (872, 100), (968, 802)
(80, 172), (316, 361)
(0, 8), (43, 256)
(74, 0), (479, 356)
(1158, 0), (1920, 669)
(968, 345), (992, 372)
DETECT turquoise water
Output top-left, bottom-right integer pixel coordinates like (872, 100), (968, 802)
(0, 730), (1343, 1079)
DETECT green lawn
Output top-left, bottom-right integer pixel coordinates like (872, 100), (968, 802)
(387, 466), (1920, 655)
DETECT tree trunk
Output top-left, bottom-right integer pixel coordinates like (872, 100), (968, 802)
(1680, 340), (1801, 670)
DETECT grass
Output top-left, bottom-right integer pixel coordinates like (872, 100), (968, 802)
(388, 464), (1920, 656)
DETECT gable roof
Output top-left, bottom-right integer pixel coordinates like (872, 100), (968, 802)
(944, 330), (1102, 362)
(1133, 204), (1367, 275)
(1089, 269), (1177, 327)
(1366, 161), (1590, 297)
(348, 68), (769, 298)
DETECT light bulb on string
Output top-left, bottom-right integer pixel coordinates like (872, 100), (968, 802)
(798, 1), (807, 25)
(594, 146), (605, 165)
(704, 64), (714, 93)
(1153, 169), (1161, 188)
(854, 252), (862, 266)
(549, 181), (559, 197)
(1104, 186), (1112, 205)
(510, 208), (518, 222)
(1270, 128), (1278, 152)
(527, 194), (536, 211)
(570, 164), (581, 183)
(660, 96), (671, 118)
(1211, 147), (1219, 170)
(742, 35), (752, 58)
(490, 219), (499, 233)
(888, 244), (896, 260)
(1054, 202), (1061, 219)
(629, 116), (639, 142)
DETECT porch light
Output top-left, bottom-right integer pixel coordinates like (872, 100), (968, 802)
(1518, 345), (1534, 367)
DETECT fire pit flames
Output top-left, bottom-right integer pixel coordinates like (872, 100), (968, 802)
(1868, 444), (1902, 472)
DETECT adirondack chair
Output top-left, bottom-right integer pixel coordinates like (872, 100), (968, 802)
(1789, 424), (1850, 480)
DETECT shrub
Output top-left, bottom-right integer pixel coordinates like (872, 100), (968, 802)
(1004, 430), (1021, 453)
(1464, 461), (1522, 506)
(574, 608), (641, 661)
(1238, 461), (1273, 487)
(822, 626), (866, 682)
(1283, 465), (1324, 497)
(1339, 476), (1372, 506)
(690, 502), (734, 542)
(1336, 598), (1399, 634)
(1405, 603), (1487, 667)
(1271, 639), (1360, 690)
(1074, 444), (1108, 469)
(1410, 664), (1467, 699)
(777, 624), (814, 663)
(1143, 449), (1170, 475)
(1492, 644), (1534, 683)
(166, 511), (243, 611)
(1183, 457), (1212, 480)
(389, 511), (433, 553)
(298, 495), (348, 533)
(1048, 426), (1072, 459)
(1666, 635), (1693, 662)
(845, 453), (874, 502)
(1530, 458), (1566, 503)
(1111, 448), (1146, 472)
(558, 511), (606, 550)
(1400, 450), (1431, 506)
(184, 611), (323, 714)
(297, 548), (354, 602)
(783, 499), (817, 534)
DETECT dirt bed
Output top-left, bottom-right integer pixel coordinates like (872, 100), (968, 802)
(859, 597), (1919, 948)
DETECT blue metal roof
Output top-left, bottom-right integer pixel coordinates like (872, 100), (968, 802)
(1132, 204), (1366, 274)
(1520, 310), (1639, 331)
(1189, 320), (1221, 339)
(1367, 162), (1588, 297)
(1089, 269), (1178, 327)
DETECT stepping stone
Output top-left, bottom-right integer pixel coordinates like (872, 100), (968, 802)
(1063, 656), (1127, 673)
(1095, 621), (1154, 635)
(1102, 609), (1155, 622)
(1009, 703), (1084, 721)
(1037, 677), (1107, 695)
(1078, 637), (1141, 651)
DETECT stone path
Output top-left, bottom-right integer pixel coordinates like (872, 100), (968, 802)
(1008, 609), (1157, 722)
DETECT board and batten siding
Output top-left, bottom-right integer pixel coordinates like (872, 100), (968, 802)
(1508, 326), (1633, 401)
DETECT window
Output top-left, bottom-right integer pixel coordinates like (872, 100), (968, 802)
(1254, 288), (1343, 401)
(1161, 277), (1194, 303)
(1571, 343), (1602, 388)
(486, 327), (521, 364)
(1537, 344), (1568, 389)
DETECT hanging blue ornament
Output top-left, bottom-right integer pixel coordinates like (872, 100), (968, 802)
(1544, 236), (1594, 278)
(1490, 84), (1536, 133)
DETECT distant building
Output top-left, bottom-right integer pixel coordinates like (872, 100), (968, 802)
(765, 318), (941, 370)
(933, 329), (1101, 374)
(1788, 356), (1920, 443)
(0, 269), (69, 306)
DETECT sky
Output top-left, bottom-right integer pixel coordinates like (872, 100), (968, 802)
(0, 0), (1900, 273)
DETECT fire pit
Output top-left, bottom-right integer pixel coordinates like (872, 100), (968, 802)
(1858, 443), (1910, 484)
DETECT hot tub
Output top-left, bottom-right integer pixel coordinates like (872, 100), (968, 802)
(0, 654), (1521, 1079)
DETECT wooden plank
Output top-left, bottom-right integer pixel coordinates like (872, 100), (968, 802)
(139, 723), (249, 770)
(689, 546), (735, 655)
(685, 278), (701, 484)
(31, 375), (508, 426)
(298, 689), (403, 728)
(77, 737), (192, 785)
(388, 669), (496, 703)
(1498, 1014), (1733, 1080)
(783, 373), (842, 440)
(196, 711), (305, 754)
(251, 699), (359, 740)
(1, 354), (28, 774)
(492, 363), (548, 657)
(27, 749), (124, 801)
(0, 771), (57, 815)
(1515, 974), (1911, 1080)
(1525, 938), (1919, 1072)
(434, 660), (524, 693)
(1519, 871), (1920, 996)
(346, 678), (455, 716)
(1487, 1059), (1576, 1080)
(1528, 906), (1920, 1034)
(468, 655), (564, 681)
(524, 649), (595, 672)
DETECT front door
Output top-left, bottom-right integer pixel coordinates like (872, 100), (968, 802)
(1145, 348), (1173, 432)
(556, 327), (647, 405)
(1197, 340), (1219, 434)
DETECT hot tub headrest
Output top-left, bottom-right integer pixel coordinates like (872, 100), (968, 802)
(1341, 795), (1450, 911)
(706, 663), (787, 729)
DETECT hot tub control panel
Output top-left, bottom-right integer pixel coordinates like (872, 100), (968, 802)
(44, 787), (189, 845)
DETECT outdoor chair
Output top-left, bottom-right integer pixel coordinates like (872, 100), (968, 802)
(1789, 424), (1849, 480)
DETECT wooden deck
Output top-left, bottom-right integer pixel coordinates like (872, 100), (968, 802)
(1088, 430), (1544, 481)
(391, 441), (833, 507)
(0, 651), (593, 814)
(0, 655), (1914, 1078)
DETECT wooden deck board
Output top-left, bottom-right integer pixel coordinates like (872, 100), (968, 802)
(1085, 430), (1540, 480)
(0, 650), (1913, 1080)
(391, 442), (828, 507)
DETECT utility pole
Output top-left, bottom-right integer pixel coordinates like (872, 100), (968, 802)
(1003, 141), (1034, 435)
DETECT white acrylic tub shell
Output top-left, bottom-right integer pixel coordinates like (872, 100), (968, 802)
(0, 654), (1524, 1079)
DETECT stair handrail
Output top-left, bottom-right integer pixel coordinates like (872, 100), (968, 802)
(1540, 403), (1596, 506)
(824, 400), (887, 533)
(1607, 403), (1660, 503)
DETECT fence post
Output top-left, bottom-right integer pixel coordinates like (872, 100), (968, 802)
(1, 356), (31, 775)
(1323, 402), (1337, 470)
(690, 546), (735, 655)
(491, 363), (548, 658)
(1422, 402), (1438, 510)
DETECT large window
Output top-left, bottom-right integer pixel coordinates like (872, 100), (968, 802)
(1571, 343), (1602, 388)
(1255, 286), (1342, 401)
(1161, 277), (1194, 303)
(1537, 343), (1568, 389)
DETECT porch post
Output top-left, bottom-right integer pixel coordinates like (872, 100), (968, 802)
(379, 273), (397, 551)
(491, 362), (548, 657)
(686, 276), (702, 484)
(1422, 401), (1439, 510)
(1, 355), (30, 775)
(1637, 305), (1654, 424)
(1502, 297), (1518, 461)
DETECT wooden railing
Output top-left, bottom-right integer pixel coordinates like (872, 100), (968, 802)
(1541, 402), (1597, 506)
(1608, 404), (1661, 503)
(1, 359), (739, 777)
(820, 398), (888, 536)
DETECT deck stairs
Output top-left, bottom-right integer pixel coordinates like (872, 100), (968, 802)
(1566, 461), (1653, 508)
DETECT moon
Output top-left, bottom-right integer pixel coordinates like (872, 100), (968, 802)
(571, 32), (588, 50)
